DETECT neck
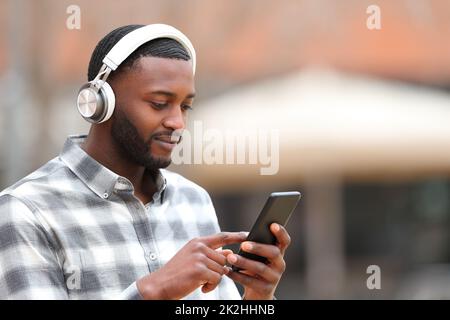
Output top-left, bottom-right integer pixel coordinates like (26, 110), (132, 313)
(81, 126), (158, 198)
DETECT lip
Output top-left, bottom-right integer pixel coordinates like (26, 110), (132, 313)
(153, 137), (177, 152)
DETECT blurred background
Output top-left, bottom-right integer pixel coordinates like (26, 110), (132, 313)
(1, 0), (450, 299)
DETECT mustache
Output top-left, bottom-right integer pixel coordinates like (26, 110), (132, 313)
(150, 130), (183, 144)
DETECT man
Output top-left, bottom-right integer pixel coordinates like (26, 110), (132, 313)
(0, 24), (291, 299)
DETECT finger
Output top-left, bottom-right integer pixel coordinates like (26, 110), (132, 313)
(204, 256), (229, 276)
(240, 241), (281, 261)
(270, 223), (291, 254)
(202, 232), (249, 249)
(225, 266), (258, 278)
(201, 271), (222, 293)
(226, 270), (269, 293)
(217, 249), (234, 258)
(205, 247), (229, 266)
(234, 268), (257, 277)
(227, 254), (278, 283)
(240, 241), (286, 273)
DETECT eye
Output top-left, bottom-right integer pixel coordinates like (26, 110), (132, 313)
(182, 105), (193, 111)
(150, 102), (168, 110)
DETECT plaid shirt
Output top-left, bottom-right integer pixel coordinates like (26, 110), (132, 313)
(0, 135), (241, 300)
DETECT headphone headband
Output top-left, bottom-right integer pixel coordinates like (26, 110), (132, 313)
(102, 24), (196, 74)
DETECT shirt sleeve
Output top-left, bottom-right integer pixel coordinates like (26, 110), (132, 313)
(117, 281), (143, 300)
(0, 194), (141, 300)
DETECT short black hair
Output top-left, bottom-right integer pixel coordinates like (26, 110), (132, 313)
(87, 24), (191, 81)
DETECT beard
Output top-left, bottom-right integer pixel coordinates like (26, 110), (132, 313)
(111, 109), (172, 172)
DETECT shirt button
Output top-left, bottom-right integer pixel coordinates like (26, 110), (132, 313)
(149, 253), (157, 261)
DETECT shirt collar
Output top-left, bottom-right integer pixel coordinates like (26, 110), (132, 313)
(60, 134), (167, 203)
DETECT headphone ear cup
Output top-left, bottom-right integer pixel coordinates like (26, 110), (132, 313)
(76, 81), (115, 124)
(77, 82), (103, 123)
(97, 81), (115, 123)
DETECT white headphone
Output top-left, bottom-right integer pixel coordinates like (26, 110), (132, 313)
(77, 24), (196, 124)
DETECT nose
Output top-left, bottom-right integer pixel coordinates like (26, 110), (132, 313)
(162, 105), (185, 131)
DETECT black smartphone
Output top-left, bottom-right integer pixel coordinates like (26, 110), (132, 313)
(232, 191), (301, 272)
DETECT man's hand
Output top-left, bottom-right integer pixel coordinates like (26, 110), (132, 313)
(136, 232), (248, 300)
(225, 223), (291, 300)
